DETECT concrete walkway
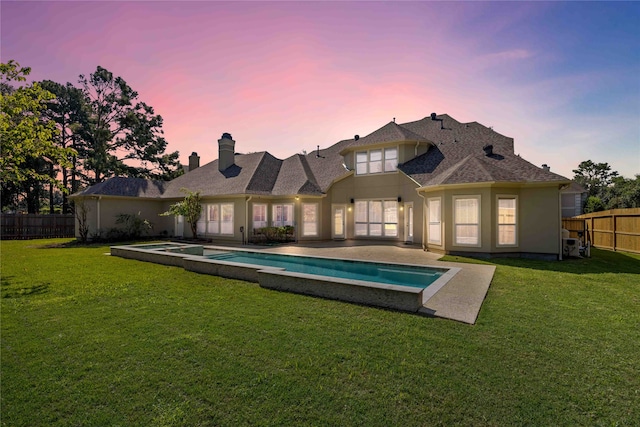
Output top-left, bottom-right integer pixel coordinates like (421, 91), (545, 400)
(257, 241), (495, 325)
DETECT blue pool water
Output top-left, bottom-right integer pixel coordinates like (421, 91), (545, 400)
(206, 252), (444, 288)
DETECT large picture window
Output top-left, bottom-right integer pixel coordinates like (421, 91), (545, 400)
(428, 197), (442, 245)
(355, 147), (398, 175)
(454, 196), (480, 246)
(253, 204), (267, 229)
(302, 203), (318, 236)
(354, 199), (398, 237)
(497, 196), (517, 246)
(272, 204), (294, 227)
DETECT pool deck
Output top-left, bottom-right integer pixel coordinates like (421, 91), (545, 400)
(248, 241), (495, 325)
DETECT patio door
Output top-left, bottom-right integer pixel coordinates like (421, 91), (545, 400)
(332, 205), (346, 239)
(404, 202), (414, 243)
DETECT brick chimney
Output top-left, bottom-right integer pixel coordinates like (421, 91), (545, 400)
(188, 152), (200, 172)
(218, 133), (235, 172)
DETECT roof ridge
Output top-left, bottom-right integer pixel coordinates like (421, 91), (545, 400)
(296, 154), (322, 193)
(245, 152), (282, 193)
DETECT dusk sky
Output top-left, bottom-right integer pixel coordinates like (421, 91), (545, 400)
(2, 1), (639, 179)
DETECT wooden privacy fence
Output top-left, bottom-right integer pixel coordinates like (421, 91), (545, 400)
(564, 208), (640, 254)
(0, 214), (75, 240)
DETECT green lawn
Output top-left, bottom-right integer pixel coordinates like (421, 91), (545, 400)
(1, 239), (639, 426)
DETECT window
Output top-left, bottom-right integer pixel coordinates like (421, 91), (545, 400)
(454, 196), (480, 246)
(428, 197), (442, 245)
(354, 199), (398, 237)
(356, 152), (368, 175)
(355, 147), (398, 175)
(272, 204), (294, 227)
(369, 150), (383, 174)
(384, 148), (398, 172)
(497, 196), (517, 246)
(302, 203), (318, 236)
(201, 203), (234, 235)
(384, 200), (398, 236)
(253, 204), (267, 229)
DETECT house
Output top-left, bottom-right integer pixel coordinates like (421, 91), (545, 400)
(70, 113), (571, 259)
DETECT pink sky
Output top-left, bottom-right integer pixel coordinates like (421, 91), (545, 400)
(2, 1), (639, 178)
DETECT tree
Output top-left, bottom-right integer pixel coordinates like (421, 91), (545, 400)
(160, 189), (201, 238)
(78, 66), (180, 185)
(0, 61), (75, 212)
(601, 175), (640, 209)
(40, 80), (90, 213)
(573, 160), (619, 199)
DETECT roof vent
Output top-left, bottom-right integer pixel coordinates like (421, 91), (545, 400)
(430, 112), (437, 120)
(542, 164), (550, 171)
(354, 135), (360, 141)
(483, 144), (493, 156)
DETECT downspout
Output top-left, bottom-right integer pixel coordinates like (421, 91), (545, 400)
(96, 196), (102, 232)
(245, 196), (253, 245)
(415, 141), (420, 157)
(558, 188), (563, 261)
(417, 191), (427, 251)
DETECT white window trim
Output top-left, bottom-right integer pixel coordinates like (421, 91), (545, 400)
(427, 197), (442, 245)
(355, 146), (398, 176)
(496, 195), (518, 247)
(302, 203), (319, 236)
(453, 195), (481, 248)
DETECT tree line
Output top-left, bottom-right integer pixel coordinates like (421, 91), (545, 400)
(1, 60), (183, 214)
(572, 160), (640, 213)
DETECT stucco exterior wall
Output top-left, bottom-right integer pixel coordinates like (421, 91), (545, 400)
(518, 186), (561, 255)
(74, 197), (172, 239)
(421, 185), (561, 257)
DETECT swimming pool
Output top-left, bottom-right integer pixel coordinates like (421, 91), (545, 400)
(111, 243), (460, 312)
(207, 251), (443, 288)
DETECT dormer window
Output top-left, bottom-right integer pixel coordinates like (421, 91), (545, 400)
(355, 147), (398, 175)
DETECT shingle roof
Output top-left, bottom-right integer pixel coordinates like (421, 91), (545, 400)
(162, 152), (280, 198)
(74, 113), (570, 200)
(398, 114), (568, 186)
(343, 121), (430, 150)
(71, 177), (167, 198)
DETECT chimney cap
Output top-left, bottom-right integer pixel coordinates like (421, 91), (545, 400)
(221, 132), (233, 140)
(190, 152), (198, 156)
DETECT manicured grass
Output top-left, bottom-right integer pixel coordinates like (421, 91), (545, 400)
(1, 239), (639, 426)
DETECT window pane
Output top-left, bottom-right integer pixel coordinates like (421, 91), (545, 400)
(455, 225), (478, 245)
(209, 205), (219, 221)
(220, 204), (233, 234)
(499, 225), (516, 245)
(356, 163), (367, 175)
(355, 201), (367, 222)
(384, 148), (397, 171)
(356, 152), (367, 175)
(302, 204), (317, 236)
(356, 152), (367, 162)
(369, 150), (382, 173)
(369, 223), (382, 236)
(355, 223), (368, 236)
(455, 198), (478, 223)
(384, 201), (397, 223)
(498, 199), (516, 224)
(429, 199), (441, 222)
(253, 204), (267, 229)
(369, 201), (382, 223)
(384, 223), (397, 236)
(429, 224), (441, 244)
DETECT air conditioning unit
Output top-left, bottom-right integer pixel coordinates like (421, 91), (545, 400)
(563, 238), (580, 257)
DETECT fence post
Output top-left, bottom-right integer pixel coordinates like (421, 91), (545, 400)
(612, 214), (617, 251)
